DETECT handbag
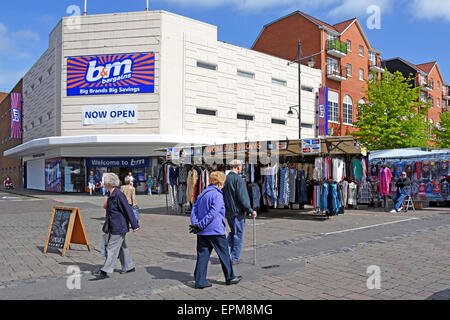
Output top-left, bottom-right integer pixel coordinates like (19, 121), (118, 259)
(102, 217), (110, 234)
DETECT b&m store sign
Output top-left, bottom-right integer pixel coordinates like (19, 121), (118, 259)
(66, 52), (155, 96)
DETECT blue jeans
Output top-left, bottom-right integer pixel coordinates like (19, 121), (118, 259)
(194, 235), (235, 288)
(132, 206), (139, 224)
(226, 214), (246, 263)
(393, 192), (408, 211)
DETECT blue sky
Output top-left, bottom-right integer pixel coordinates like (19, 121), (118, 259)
(0, 0), (448, 91)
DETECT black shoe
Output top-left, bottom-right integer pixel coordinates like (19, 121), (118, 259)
(226, 276), (242, 285)
(91, 270), (109, 280)
(194, 283), (212, 289)
(120, 267), (135, 274)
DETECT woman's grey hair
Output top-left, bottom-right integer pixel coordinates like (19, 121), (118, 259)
(103, 173), (120, 187)
(124, 176), (131, 185)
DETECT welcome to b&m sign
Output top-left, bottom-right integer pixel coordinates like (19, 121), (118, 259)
(66, 52), (155, 96)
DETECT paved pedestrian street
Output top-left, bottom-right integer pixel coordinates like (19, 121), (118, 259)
(0, 190), (449, 301)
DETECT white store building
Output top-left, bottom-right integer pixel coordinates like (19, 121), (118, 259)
(4, 10), (322, 193)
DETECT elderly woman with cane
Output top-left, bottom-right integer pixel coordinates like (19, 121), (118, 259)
(190, 171), (242, 289)
(92, 173), (139, 280)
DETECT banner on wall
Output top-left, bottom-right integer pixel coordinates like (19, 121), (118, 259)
(317, 87), (328, 136)
(67, 52), (155, 96)
(10, 92), (21, 139)
(82, 105), (138, 125)
(45, 158), (62, 192)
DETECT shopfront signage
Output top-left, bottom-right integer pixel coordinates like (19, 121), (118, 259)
(302, 139), (321, 154)
(166, 148), (181, 161)
(86, 157), (149, 168)
(82, 104), (138, 125)
(67, 52), (155, 96)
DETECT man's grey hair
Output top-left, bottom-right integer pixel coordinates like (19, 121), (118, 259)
(229, 159), (243, 169)
(103, 173), (120, 188)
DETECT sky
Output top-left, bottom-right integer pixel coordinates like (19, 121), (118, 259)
(0, 0), (448, 92)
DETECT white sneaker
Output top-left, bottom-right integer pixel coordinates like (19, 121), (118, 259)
(389, 209), (397, 213)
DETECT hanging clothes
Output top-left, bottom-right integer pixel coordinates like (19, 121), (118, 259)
(341, 180), (349, 208)
(348, 182), (358, 206)
(358, 181), (372, 204)
(288, 167), (297, 203)
(298, 170), (307, 204)
(378, 167), (392, 196)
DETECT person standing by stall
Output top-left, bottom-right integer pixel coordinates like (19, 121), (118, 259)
(390, 171), (411, 213)
(127, 172), (135, 186)
(223, 160), (257, 265)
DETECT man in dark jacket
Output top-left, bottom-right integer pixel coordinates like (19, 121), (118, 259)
(223, 160), (257, 264)
(390, 171), (411, 213)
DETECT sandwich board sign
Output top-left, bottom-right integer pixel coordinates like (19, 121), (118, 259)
(44, 206), (90, 256)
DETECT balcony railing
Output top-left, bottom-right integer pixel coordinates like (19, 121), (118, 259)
(368, 60), (385, 73)
(326, 64), (347, 81)
(421, 82), (433, 92)
(327, 40), (347, 58)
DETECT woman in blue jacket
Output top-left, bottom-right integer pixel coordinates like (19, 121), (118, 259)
(190, 171), (242, 289)
(92, 173), (140, 280)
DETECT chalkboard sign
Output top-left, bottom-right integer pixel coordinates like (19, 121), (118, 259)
(44, 206), (90, 256)
(48, 209), (72, 248)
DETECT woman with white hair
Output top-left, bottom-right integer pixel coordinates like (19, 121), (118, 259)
(92, 173), (140, 280)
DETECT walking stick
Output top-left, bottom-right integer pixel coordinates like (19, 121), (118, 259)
(253, 216), (256, 265)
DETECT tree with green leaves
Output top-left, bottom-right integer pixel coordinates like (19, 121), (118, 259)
(351, 70), (430, 150)
(433, 111), (450, 148)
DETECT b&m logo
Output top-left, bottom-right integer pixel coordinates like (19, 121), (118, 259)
(12, 109), (20, 122)
(67, 53), (155, 96)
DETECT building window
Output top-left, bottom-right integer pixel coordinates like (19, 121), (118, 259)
(369, 72), (374, 81)
(437, 98), (440, 108)
(430, 78), (434, 88)
(48, 66), (52, 75)
(47, 111), (53, 120)
(328, 91), (339, 123)
(437, 80), (440, 89)
(196, 108), (216, 116)
(346, 40), (351, 51)
(237, 114), (254, 121)
(271, 118), (286, 125)
(346, 64), (352, 77)
(38, 116), (43, 125)
(271, 78), (287, 86)
(197, 61), (217, 71)
(369, 51), (376, 63)
(428, 96), (434, 107)
(237, 70), (254, 79)
(327, 33), (338, 41)
(301, 86), (313, 92)
(38, 76), (42, 84)
(31, 121), (35, 128)
(301, 123), (313, 129)
(359, 68), (364, 81)
(343, 95), (353, 125)
(359, 45), (364, 56)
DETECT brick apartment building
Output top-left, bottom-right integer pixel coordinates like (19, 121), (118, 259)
(0, 79), (23, 187)
(383, 58), (449, 131)
(252, 11), (385, 137)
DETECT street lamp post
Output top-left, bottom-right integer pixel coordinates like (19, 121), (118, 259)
(287, 40), (316, 140)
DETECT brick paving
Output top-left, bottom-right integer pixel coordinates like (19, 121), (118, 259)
(0, 188), (449, 300)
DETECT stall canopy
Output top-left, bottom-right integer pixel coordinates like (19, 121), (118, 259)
(369, 148), (450, 161)
(157, 136), (366, 161)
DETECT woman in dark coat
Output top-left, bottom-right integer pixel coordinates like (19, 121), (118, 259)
(92, 173), (139, 280)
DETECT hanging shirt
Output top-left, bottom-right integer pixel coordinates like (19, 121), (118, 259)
(348, 182), (358, 205)
(440, 160), (449, 176)
(422, 161), (431, 179)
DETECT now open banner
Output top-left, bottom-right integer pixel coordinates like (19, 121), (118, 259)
(82, 104), (138, 125)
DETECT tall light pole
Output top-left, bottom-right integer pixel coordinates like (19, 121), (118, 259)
(287, 40), (316, 140)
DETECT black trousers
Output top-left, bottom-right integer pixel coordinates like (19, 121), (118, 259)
(194, 234), (235, 287)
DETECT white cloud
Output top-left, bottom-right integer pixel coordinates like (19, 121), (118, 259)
(409, 0), (450, 22)
(326, 0), (395, 18)
(12, 30), (40, 42)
